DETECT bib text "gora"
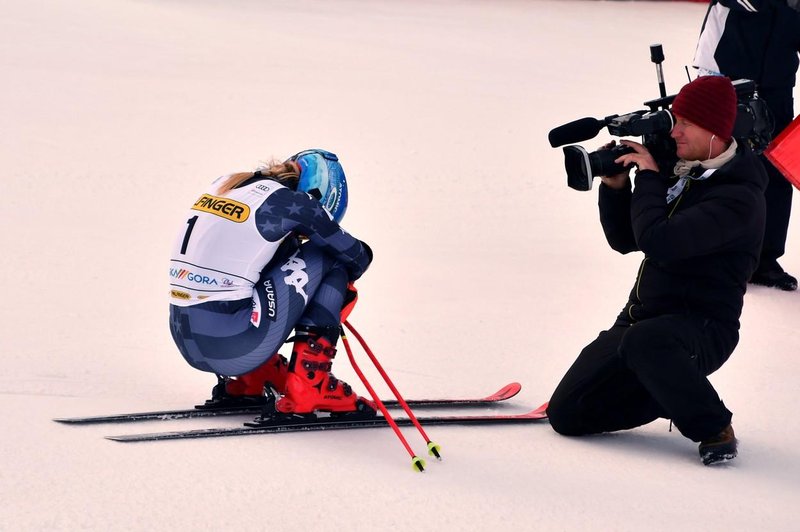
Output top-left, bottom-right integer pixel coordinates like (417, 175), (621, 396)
(192, 194), (251, 222)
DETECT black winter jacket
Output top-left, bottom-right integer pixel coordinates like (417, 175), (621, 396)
(693, 0), (800, 91)
(599, 143), (768, 327)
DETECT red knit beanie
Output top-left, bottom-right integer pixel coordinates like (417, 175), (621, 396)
(672, 76), (737, 141)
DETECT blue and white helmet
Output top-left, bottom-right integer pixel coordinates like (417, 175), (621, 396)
(289, 149), (348, 223)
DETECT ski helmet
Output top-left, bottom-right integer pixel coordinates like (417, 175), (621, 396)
(289, 149), (348, 223)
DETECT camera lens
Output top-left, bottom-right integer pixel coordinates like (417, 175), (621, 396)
(590, 145), (634, 177)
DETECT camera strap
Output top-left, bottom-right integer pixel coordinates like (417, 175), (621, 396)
(666, 168), (717, 204)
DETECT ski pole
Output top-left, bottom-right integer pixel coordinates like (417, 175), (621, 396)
(343, 320), (442, 460)
(340, 328), (426, 472)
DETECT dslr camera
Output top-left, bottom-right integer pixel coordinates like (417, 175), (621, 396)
(548, 45), (774, 191)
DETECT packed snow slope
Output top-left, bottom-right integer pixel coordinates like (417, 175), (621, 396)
(2, 0), (798, 530)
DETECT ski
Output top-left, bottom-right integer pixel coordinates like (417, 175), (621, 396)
(54, 382), (522, 425)
(106, 403), (549, 442)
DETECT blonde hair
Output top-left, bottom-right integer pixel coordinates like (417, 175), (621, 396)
(216, 160), (299, 195)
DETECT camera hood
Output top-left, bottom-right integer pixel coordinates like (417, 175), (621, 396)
(563, 146), (593, 191)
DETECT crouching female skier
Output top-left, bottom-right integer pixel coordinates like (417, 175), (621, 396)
(168, 149), (374, 416)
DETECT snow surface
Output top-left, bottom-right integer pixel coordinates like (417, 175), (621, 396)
(2, 0), (799, 530)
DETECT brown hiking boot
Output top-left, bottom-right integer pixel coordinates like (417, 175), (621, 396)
(699, 424), (738, 465)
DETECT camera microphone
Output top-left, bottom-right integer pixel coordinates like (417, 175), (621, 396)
(548, 117), (606, 147)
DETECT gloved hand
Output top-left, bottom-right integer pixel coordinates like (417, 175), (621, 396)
(787, 0), (800, 12)
(359, 240), (373, 263)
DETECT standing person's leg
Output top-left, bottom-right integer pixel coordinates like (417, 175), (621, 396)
(548, 324), (666, 436)
(752, 89), (796, 290)
(756, 159), (795, 281)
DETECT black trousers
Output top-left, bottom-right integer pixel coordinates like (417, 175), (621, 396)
(758, 89), (795, 273)
(547, 314), (739, 442)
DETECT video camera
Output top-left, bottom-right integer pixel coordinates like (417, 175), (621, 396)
(548, 44), (774, 191)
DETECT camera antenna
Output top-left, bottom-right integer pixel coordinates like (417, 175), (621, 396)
(650, 44), (667, 99)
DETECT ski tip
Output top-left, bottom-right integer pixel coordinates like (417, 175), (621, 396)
(105, 434), (155, 442)
(530, 401), (549, 418)
(490, 382), (522, 401)
(53, 417), (86, 424)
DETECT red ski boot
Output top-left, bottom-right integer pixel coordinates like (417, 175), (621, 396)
(226, 354), (289, 397)
(203, 354), (288, 408)
(276, 336), (373, 415)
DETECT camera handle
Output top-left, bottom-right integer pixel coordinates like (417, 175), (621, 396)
(650, 44), (667, 99)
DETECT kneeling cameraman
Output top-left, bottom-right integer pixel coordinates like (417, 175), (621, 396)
(547, 76), (768, 465)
